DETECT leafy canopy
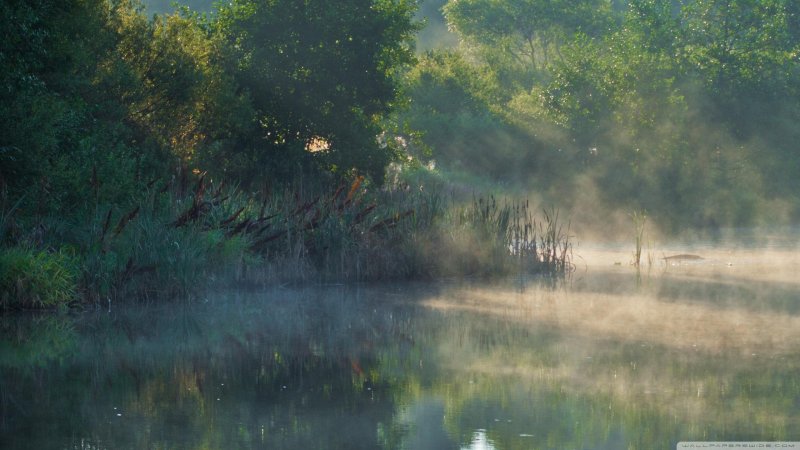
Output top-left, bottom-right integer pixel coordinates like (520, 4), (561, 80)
(215, 0), (420, 182)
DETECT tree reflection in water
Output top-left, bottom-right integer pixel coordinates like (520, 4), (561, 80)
(2, 268), (800, 449)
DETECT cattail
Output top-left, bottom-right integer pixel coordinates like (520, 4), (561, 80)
(226, 218), (251, 237)
(344, 176), (364, 206)
(100, 207), (113, 239)
(114, 206), (140, 237)
(193, 172), (207, 204)
(212, 179), (226, 199)
(220, 207), (245, 227)
(331, 183), (346, 209)
(369, 210), (414, 232)
(354, 203), (377, 224)
(291, 197), (319, 216)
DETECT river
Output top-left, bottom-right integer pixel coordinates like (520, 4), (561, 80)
(2, 240), (799, 449)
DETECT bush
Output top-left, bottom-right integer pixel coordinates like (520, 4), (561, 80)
(0, 247), (78, 310)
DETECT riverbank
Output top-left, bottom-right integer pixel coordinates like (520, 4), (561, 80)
(1, 175), (572, 310)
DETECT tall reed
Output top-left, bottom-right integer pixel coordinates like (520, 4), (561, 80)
(2, 170), (576, 305)
(469, 197), (573, 277)
(631, 210), (647, 267)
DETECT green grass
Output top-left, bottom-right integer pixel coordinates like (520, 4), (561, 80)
(0, 247), (78, 310)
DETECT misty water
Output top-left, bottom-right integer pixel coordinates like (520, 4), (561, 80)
(2, 239), (800, 449)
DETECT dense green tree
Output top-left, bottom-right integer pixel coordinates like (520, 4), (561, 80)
(680, 0), (797, 109)
(0, 0), (110, 196)
(400, 51), (538, 179)
(402, 0), (800, 228)
(534, 1), (684, 144)
(677, 0), (800, 199)
(100, 4), (256, 178)
(0, 0), (169, 213)
(214, 0), (419, 183)
(443, 0), (616, 76)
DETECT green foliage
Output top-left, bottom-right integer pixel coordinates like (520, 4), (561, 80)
(681, 0), (795, 99)
(444, 0), (615, 77)
(410, 0), (800, 231)
(0, 0), (180, 215)
(214, 0), (420, 183)
(0, 0), (110, 195)
(71, 181), (259, 300)
(0, 247), (78, 309)
(399, 51), (552, 182)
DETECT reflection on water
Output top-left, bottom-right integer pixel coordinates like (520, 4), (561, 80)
(1, 248), (799, 449)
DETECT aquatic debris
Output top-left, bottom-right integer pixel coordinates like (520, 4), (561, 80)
(662, 254), (703, 261)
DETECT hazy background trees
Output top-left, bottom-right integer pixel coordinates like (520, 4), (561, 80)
(401, 0), (800, 232)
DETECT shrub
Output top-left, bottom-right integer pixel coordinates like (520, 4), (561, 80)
(0, 247), (78, 309)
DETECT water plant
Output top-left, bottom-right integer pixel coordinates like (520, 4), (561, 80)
(631, 209), (647, 267)
(452, 196), (573, 278)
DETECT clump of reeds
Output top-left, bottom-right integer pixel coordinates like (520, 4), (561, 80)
(537, 207), (573, 275)
(432, 195), (572, 278)
(470, 197), (573, 277)
(54, 171), (262, 301)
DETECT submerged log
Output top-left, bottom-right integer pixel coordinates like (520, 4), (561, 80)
(662, 254), (704, 261)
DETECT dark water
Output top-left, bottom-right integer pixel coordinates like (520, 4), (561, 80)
(2, 264), (800, 449)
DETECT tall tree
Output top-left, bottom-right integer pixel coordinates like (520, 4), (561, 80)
(0, 0), (113, 195)
(215, 0), (419, 183)
(443, 0), (615, 73)
(680, 0), (796, 100)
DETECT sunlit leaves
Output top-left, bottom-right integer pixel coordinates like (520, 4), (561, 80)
(680, 0), (797, 97)
(443, 0), (615, 74)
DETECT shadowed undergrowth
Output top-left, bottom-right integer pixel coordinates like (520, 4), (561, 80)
(1, 175), (572, 308)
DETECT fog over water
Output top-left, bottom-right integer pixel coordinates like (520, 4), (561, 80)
(3, 234), (799, 449)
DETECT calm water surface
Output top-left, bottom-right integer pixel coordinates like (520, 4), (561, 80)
(2, 244), (799, 449)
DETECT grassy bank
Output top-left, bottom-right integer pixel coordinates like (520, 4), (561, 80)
(0, 175), (572, 309)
